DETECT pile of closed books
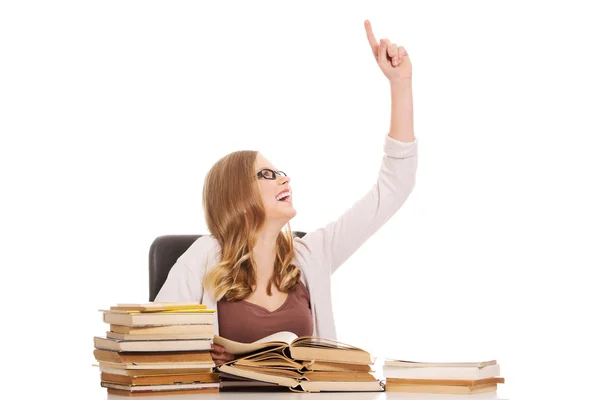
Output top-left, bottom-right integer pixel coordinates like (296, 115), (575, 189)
(214, 331), (384, 393)
(93, 302), (219, 396)
(383, 359), (504, 394)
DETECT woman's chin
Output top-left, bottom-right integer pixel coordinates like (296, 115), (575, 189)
(266, 204), (297, 223)
(278, 208), (297, 222)
(283, 207), (297, 220)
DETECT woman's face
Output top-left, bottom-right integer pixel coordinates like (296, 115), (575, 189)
(255, 153), (296, 223)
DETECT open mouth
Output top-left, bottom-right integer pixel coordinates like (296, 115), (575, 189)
(276, 192), (292, 202)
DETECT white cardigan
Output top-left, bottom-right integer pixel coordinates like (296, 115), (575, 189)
(154, 134), (419, 340)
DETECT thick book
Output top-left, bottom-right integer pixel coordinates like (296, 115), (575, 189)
(99, 361), (215, 371)
(106, 331), (214, 341)
(386, 382), (499, 394)
(93, 349), (214, 370)
(101, 382), (220, 393)
(384, 359), (497, 368)
(216, 332), (382, 392)
(100, 371), (219, 385)
(387, 377), (505, 386)
(94, 336), (212, 352)
(109, 324), (213, 335)
(383, 362), (501, 380)
(99, 365), (214, 375)
(106, 387), (219, 396)
(102, 310), (214, 326)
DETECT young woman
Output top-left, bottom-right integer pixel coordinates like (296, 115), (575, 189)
(155, 20), (418, 365)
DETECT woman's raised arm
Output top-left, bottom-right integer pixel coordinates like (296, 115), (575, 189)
(299, 20), (418, 273)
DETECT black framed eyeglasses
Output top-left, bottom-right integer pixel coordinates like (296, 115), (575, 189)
(257, 168), (287, 180)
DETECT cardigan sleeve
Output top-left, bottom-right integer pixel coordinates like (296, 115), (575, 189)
(153, 236), (214, 303)
(299, 134), (418, 274)
(153, 259), (202, 303)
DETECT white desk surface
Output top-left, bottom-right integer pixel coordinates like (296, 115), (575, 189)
(99, 391), (507, 400)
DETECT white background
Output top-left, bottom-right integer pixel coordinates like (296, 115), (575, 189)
(1, 1), (599, 399)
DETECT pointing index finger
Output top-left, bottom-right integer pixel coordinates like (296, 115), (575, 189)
(364, 20), (378, 56)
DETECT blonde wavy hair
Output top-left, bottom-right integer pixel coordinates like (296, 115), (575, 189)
(202, 150), (301, 301)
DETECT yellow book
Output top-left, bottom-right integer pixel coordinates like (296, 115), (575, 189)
(105, 302), (210, 313)
(129, 309), (215, 314)
(101, 309), (215, 314)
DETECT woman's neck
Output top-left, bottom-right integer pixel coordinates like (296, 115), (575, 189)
(252, 225), (281, 282)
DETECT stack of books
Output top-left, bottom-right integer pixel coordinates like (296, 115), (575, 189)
(93, 302), (219, 396)
(215, 331), (383, 393)
(383, 359), (504, 394)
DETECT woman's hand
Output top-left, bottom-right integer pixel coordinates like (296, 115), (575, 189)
(210, 343), (235, 366)
(364, 20), (412, 83)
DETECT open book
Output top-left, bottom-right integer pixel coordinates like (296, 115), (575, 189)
(215, 332), (382, 393)
(215, 331), (374, 364)
(214, 331), (297, 355)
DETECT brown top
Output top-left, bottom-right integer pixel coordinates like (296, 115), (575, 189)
(217, 281), (313, 343)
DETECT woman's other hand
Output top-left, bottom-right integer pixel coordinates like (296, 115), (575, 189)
(210, 343), (235, 366)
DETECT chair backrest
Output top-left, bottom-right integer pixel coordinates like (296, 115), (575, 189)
(149, 232), (306, 301)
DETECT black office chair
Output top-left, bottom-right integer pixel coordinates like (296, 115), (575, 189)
(149, 232), (307, 301)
